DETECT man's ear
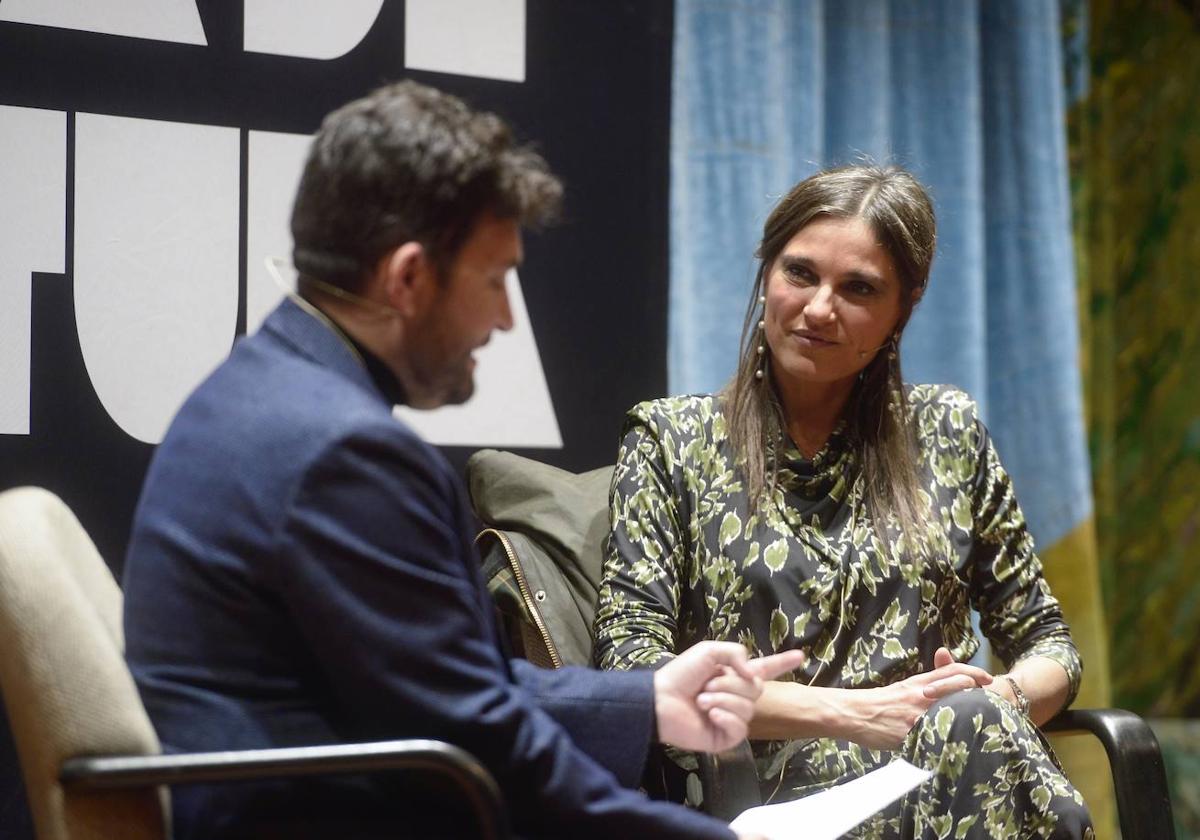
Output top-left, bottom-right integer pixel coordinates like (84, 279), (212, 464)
(380, 242), (432, 317)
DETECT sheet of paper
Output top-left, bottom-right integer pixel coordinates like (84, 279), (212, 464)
(729, 759), (932, 840)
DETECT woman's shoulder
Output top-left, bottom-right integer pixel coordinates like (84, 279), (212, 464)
(905, 383), (984, 445)
(626, 393), (721, 423)
(623, 393), (727, 443)
(907, 383), (980, 417)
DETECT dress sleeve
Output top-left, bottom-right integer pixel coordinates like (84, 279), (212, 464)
(593, 407), (687, 671)
(965, 415), (1083, 705)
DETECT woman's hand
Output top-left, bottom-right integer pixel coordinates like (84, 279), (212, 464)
(843, 647), (993, 749)
(748, 647), (993, 744)
(921, 646), (994, 699)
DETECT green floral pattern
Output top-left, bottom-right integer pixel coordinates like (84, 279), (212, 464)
(594, 384), (1090, 837)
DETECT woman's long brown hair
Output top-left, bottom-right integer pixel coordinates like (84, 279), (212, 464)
(722, 165), (937, 547)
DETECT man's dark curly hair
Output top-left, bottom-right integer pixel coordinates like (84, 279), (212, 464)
(290, 80), (562, 291)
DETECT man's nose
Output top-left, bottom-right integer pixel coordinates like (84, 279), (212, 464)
(496, 284), (515, 332)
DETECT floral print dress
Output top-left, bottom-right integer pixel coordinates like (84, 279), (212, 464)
(594, 384), (1092, 839)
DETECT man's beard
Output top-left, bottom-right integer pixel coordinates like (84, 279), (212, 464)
(441, 366), (475, 406)
(411, 350), (475, 408)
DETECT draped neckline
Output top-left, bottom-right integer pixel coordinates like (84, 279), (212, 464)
(777, 421), (857, 503)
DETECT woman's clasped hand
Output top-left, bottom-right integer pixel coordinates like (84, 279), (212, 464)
(843, 647), (994, 750)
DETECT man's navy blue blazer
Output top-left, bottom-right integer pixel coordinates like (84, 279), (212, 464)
(122, 299), (732, 839)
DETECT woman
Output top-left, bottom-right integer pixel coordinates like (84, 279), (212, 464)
(593, 165), (1093, 838)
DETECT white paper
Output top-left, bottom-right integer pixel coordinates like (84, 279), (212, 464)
(730, 759), (932, 840)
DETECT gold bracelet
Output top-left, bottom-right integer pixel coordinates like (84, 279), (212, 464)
(1002, 675), (1030, 716)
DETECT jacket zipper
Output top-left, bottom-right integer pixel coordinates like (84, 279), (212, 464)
(477, 528), (563, 669)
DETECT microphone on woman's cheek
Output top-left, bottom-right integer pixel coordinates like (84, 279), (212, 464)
(856, 340), (891, 360)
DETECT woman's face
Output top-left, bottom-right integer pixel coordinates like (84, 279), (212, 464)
(763, 215), (905, 389)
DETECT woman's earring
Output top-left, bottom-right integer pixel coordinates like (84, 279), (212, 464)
(888, 331), (899, 361)
(755, 294), (767, 381)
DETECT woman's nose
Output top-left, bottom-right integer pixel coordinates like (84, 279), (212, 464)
(804, 283), (836, 322)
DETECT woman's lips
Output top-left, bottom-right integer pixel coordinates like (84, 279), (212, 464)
(791, 330), (838, 348)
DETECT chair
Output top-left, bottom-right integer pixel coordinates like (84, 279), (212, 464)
(1044, 710), (1175, 840)
(467, 449), (1176, 838)
(700, 714), (1174, 839)
(0, 486), (508, 840)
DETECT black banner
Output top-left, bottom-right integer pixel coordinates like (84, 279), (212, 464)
(0, 0), (673, 575)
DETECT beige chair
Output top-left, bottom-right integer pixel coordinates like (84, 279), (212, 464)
(0, 487), (507, 840)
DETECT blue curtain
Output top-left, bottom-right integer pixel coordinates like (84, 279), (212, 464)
(669, 0), (1091, 549)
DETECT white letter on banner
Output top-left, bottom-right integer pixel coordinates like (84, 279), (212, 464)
(0, 0), (206, 45)
(395, 270), (562, 448)
(0, 107), (66, 436)
(405, 0), (526, 82)
(243, 0), (384, 60)
(246, 130), (313, 333)
(74, 114), (240, 445)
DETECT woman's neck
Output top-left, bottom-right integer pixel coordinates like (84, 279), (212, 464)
(774, 374), (856, 457)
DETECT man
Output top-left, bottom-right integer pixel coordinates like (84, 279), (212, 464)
(122, 80), (797, 838)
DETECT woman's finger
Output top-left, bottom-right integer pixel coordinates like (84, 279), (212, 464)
(922, 676), (978, 699)
(925, 662), (993, 686)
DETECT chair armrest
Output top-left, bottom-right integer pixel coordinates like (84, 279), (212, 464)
(1044, 708), (1175, 840)
(697, 739), (762, 821)
(60, 738), (509, 840)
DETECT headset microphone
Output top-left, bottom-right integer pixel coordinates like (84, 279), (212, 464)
(856, 341), (891, 359)
(265, 256), (401, 318)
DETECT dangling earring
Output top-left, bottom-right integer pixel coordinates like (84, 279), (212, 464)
(755, 294), (767, 381)
(886, 331), (903, 412)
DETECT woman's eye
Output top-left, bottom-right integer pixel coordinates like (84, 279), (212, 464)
(848, 281), (876, 296)
(783, 264), (813, 284)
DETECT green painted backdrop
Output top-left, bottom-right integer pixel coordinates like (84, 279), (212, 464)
(1069, 0), (1200, 718)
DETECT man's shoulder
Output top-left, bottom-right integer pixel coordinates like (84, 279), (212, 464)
(146, 328), (451, 535)
(172, 331), (392, 457)
(127, 329), (462, 607)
